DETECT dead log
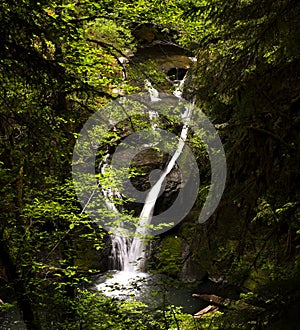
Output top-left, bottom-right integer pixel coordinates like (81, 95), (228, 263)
(192, 293), (230, 307)
(194, 305), (219, 318)
(192, 293), (266, 314)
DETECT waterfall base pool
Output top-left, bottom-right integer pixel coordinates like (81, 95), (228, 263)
(95, 270), (208, 315)
(96, 270), (148, 299)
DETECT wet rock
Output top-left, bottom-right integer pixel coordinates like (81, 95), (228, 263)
(120, 148), (182, 216)
(132, 25), (157, 43)
(133, 44), (193, 74)
(167, 67), (188, 81)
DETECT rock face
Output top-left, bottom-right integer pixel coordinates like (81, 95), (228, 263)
(122, 148), (182, 216)
(127, 33), (195, 92)
(74, 229), (111, 272)
(132, 43), (193, 79)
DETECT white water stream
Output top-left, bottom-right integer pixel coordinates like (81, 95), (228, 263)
(98, 75), (192, 294)
(99, 157), (131, 270)
(124, 78), (191, 272)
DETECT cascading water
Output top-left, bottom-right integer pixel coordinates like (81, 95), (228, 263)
(106, 78), (192, 272)
(123, 80), (192, 272)
(101, 79), (162, 273)
(97, 73), (192, 295)
(98, 156), (131, 270)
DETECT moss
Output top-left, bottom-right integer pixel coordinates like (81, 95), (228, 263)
(243, 269), (269, 291)
(158, 236), (183, 276)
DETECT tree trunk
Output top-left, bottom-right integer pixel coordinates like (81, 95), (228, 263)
(0, 240), (41, 330)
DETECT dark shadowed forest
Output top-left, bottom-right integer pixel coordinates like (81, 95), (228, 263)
(0, 1), (299, 329)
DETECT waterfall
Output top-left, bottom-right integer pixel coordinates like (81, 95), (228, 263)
(145, 79), (160, 131)
(110, 235), (131, 270)
(123, 75), (192, 272)
(101, 75), (191, 275)
(99, 156), (131, 270)
(124, 107), (192, 271)
(144, 79), (161, 102)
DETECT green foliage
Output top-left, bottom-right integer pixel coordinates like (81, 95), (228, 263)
(32, 288), (196, 330)
(0, 0), (136, 327)
(87, 17), (135, 52)
(0, 0), (299, 328)
(157, 236), (183, 276)
(127, 59), (170, 91)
